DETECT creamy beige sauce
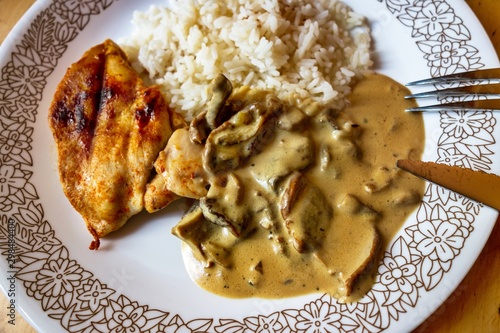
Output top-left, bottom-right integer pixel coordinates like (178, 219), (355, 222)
(174, 73), (424, 301)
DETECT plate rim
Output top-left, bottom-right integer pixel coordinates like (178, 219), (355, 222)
(1, 0), (499, 332)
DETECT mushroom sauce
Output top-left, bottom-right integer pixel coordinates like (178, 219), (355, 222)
(171, 72), (425, 301)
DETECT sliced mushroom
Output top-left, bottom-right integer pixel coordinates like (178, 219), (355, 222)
(337, 194), (379, 222)
(203, 93), (283, 174)
(319, 143), (332, 172)
(314, 224), (380, 298)
(201, 241), (232, 268)
(250, 132), (314, 191)
(329, 116), (362, 160)
(171, 203), (210, 265)
(206, 74), (233, 129)
(189, 110), (211, 144)
(280, 172), (333, 253)
(199, 173), (247, 237)
(189, 74), (234, 143)
(314, 193), (380, 297)
(172, 203), (234, 268)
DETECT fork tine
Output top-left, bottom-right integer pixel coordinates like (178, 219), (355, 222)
(406, 68), (500, 86)
(406, 99), (500, 112)
(405, 83), (500, 99)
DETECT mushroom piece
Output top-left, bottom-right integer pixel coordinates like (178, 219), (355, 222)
(189, 74), (234, 143)
(280, 172), (333, 253)
(189, 110), (211, 144)
(203, 93), (283, 174)
(317, 113), (340, 131)
(199, 173), (247, 237)
(314, 225), (380, 298)
(172, 203), (234, 268)
(313, 193), (380, 297)
(171, 203), (210, 265)
(337, 194), (379, 222)
(391, 189), (421, 206)
(206, 74), (233, 130)
(250, 132), (314, 191)
(201, 241), (232, 268)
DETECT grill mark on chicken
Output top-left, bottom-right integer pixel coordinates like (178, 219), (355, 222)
(135, 89), (159, 132)
(99, 87), (114, 114)
(51, 101), (73, 127)
(50, 56), (105, 156)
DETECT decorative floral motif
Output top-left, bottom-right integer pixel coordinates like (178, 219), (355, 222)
(425, 40), (469, 73)
(7, 65), (46, 96)
(107, 300), (151, 333)
(0, 163), (29, 211)
(379, 255), (418, 294)
(435, 147), (466, 165)
(12, 97), (39, 122)
(414, 216), (464, 262)
(37, 257), (85, 298)
(373, 238), (422, 311)
(0, 164), (27, 196)
(31, 222), (62, 252)
(76, 279), (115, 312)
(244, 313), (283, 333)
(0, 0), (495, 332)
(441, 111), (494, 140)
(0, 120), (33, 163)
(412, 1), (455, 36)
(52, 0), (105, 30)
(295, 300), (344, 333)
(166, 315), (212, 333)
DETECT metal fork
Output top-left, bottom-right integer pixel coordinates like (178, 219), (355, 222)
(404, 68), (500, 112)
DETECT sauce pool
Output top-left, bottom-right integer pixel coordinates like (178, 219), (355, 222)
(175, 73), (425, 301)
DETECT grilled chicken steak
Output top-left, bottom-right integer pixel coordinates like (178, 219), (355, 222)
(49, 39), (178, 249)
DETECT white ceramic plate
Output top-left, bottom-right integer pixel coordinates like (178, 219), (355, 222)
(1, 1), (499, 332)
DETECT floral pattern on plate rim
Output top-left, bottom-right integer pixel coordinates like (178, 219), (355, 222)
(0, 0), (494, 332)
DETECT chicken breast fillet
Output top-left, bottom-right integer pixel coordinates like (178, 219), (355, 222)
(49, 39), (177, 249)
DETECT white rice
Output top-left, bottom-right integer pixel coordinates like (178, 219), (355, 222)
(120, 0), (372, 120)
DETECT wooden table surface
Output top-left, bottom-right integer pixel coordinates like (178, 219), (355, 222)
(1, 0), (499, 332)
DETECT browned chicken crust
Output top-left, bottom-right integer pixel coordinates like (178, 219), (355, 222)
(48, 39), (178, 249)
